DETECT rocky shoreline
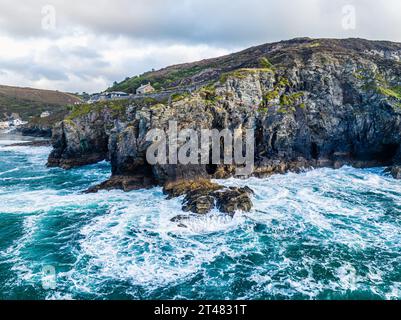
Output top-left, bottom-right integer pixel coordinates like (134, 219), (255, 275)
(4, 140), (51, 147)
(45, 38), (401, 215)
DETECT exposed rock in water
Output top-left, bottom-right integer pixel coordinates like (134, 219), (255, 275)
(214, 187), (254, 215)
(3, 140), (51, 147)
(85, 174), (157, 193)
(170, 214), (198, 223)
(182, 186), (254, 215)
(164, 179), (254, 215)
(169, 214), (198, 228)
(18, 124), (52, 138)
(163, 179), (222, 199)
(47, 117), (110, 169)
(390, 166), (401, 179)
(182, 189), (217, 214)
(164, 179), (221, 214)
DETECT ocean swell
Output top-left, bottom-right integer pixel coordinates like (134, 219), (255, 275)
(0, 135), (401, 300)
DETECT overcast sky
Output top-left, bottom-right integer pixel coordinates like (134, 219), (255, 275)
(0, 0), (400, 93)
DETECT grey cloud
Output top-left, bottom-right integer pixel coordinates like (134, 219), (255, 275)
(0, 57), (69, 81)
(0, 0), (400, 93)
(67, 46), (102, 59)
(0, 42), (111, 83)
(1, 0), (401, 45)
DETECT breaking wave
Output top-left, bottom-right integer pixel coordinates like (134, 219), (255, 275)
(1, 134), (401, 300)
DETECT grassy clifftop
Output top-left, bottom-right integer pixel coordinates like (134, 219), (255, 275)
(0, 84), (81, 120)
(108, 37), (401, 94)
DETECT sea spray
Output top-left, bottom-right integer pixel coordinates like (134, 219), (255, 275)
(1, 135), (401, 300)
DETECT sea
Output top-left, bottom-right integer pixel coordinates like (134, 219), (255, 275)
(0, 133), (400, 300)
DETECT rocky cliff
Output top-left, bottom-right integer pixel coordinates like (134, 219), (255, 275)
(48, 38), (401, 214)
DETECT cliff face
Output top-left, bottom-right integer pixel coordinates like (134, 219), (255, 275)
(48, 38), (401, 200)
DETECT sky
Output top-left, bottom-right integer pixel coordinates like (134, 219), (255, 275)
(0, 0), (400, 93)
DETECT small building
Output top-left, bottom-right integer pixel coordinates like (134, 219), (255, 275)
(11, 119), (26, 126)
(98, 93), (110, 101)
(40, 111), (51, 118)
(8, 119), (28, 127)
(88, 94), (101, 104)
(136, 83), (155, 95)
(110, 91), (129, 99)
(0, 122), (10, 130)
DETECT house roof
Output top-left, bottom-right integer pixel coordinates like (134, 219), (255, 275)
(110, 91), (128, 95)
(137, 83), (153, 91)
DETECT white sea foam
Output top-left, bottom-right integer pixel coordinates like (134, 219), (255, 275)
(2, 137), (401, 299)
(0, 139), (30, 146)
(0, 167), (20, 176)
(66, 188), (246, 294)
(0, 145), (51, 157)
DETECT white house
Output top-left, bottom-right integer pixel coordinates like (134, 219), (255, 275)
(0, 122), (10, 130)
(40, 111), (51, 118)
(110, 91), (129, 99)
(11, 119), (27, 126)
(136, 83), (155, 95)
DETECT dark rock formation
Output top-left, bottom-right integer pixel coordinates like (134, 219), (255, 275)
(18, 125), (52, 138)
(182, 190), (216, 214)
(47, 38), (401, 214)
(85, 174), (156, 193)
(163, 179), (254, 215)
(163, 179), (222, 199)
(164, 179), (221, 214)
(182, 186), (254, 215)
(47, 115), (111, 169)
(214, 187), (254, 215)
(4, 140), (51, 147)
(390, 166), (401, 179)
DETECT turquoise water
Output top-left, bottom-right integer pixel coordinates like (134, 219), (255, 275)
(0, 134), (401, 300)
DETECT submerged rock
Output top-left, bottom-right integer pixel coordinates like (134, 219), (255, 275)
(85, 175), (156, 193)
(170, 214), (198, 228)
(4, 140), (51, 147)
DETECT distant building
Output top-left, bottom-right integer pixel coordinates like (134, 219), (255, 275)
(10, 119), (26, 126)
(40, 111), (51, 118)
(99, 93), (109, 101)
(0, 122), (10, 130)
(87, 93), (101, 104)
(110, 91), (129, 99)
(86, 91), (130, 104)
(136, 83), (155, 95)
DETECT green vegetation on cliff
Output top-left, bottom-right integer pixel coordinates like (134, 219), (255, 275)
(108, 38), (401, 101)
(259, 57), (273, 69)
(67, 99), (132, 120)
(109, 65), (209, 94)
(0, 85), (81, 121)
(377, 86), (401, 100)
(219, 68), (274, 84)
(66, 96), (166, 121)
